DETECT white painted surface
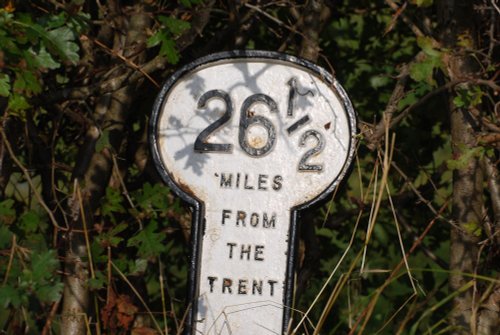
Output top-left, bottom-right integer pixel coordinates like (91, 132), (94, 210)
(156, 59), (352, 334)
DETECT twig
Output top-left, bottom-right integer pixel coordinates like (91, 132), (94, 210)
(244, 3), (306, 40)
(365, 66), (409, 150)
(87, 35), (160, 89)
(41, 298), (61, 335)
(491, 0), (500, 14)
(364, 72), (500, 151)
(385, 0), (427, 38)
(2, 235), (16, 285)
(159, 259), (169, 335)
(111, 153), (143, 229)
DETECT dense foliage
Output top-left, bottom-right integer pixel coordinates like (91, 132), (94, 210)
(0, 1), (498, 334)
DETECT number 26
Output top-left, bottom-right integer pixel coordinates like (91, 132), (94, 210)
(194, 89), (324, 171)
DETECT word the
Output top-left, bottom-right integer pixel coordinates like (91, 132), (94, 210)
(226, 243), (265, 261)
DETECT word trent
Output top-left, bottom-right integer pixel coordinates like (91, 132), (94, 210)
(207, 277), (279, 296)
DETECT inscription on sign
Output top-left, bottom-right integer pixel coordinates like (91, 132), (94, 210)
(150, 51), (356, 335)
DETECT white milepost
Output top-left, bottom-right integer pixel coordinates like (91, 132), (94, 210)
(150, 51), (356, 335)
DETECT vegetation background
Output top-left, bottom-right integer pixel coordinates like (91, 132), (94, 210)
(0, 0), (498, 334)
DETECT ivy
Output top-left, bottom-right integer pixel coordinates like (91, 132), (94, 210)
(453, 86), (484, 108)
(127, 221), (167, 259)
(147, 15), (191, 64)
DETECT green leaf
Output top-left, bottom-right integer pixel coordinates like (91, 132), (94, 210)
(45, 27), (80, 63)
(34, 46), (60, 69)
(417, 36), (440, 57)
(135, 183), (170, 216)
(95, 129), (109, 152)
(147, 30), (167, 48)
(447, 146), (483, 170)
(0, 285), (22, 308)
(36, 282), (63, 303)
(102, 187), (125, 217)
(56, 74), (69, 84)
(453, 86), (484, 108)
(412, 0), (433, 7)
(160, 38), (180, 65)
(88, 277), (105, 290)
(7, 93), (31, 112)
(14, 70), (42, 95)
(127, 221), (166, 259)
(20, 210), (41, 233)
(0, 199), (15, 217)
(0, 73), (10, 97)
(464, 221), (482, 237)
(370, 75), (389, 89)
(398, 91), (418, 109)
(0, 225), (13, 249)
(31, 250), (59, 282)
(452, 93), (466, 108)
(130, 258), (148, 275)
(409, 55), (441, 86)
(158, 16), (191, 36)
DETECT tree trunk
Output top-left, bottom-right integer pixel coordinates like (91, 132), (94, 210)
(438, 1), (484, 334)
(60, 5), (151, 334)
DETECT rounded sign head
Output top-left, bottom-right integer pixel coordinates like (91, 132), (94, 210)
(151, 51), (356, 210)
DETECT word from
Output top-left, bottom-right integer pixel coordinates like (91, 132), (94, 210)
(221, 209), (276, 229)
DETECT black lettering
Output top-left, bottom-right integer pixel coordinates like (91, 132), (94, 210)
(252, 280), (263, 295)
(250, 213), (259, 227)
(263, 213), (276, 228)
(221, 173), (232, 188)
(255, 245), (264, 261)
(222, 209), (231, 225)
(208, 276), (217, 293)
(268, 280), (277, 296)
(272, 175), (283, 191)
(238, 279), (248, 295)
(222, 278), (233, 294)
(236, 173), (241, 188)
(227, 242), (236, 259)
(244, 174), (254, 189)
(236, 211), (246, 227)
(240, 244), (251, 260)
(258, 174), (268, 190)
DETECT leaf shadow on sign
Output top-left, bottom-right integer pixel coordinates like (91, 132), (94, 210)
(168, 114), (209, 177)
(163, 73), (209, 177)
(165, 61), (323, 177)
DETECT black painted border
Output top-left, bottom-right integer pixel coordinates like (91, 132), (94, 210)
(149, 50), (357, 334)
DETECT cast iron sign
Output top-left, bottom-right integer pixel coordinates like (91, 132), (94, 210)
(150, 50), (356, 334)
